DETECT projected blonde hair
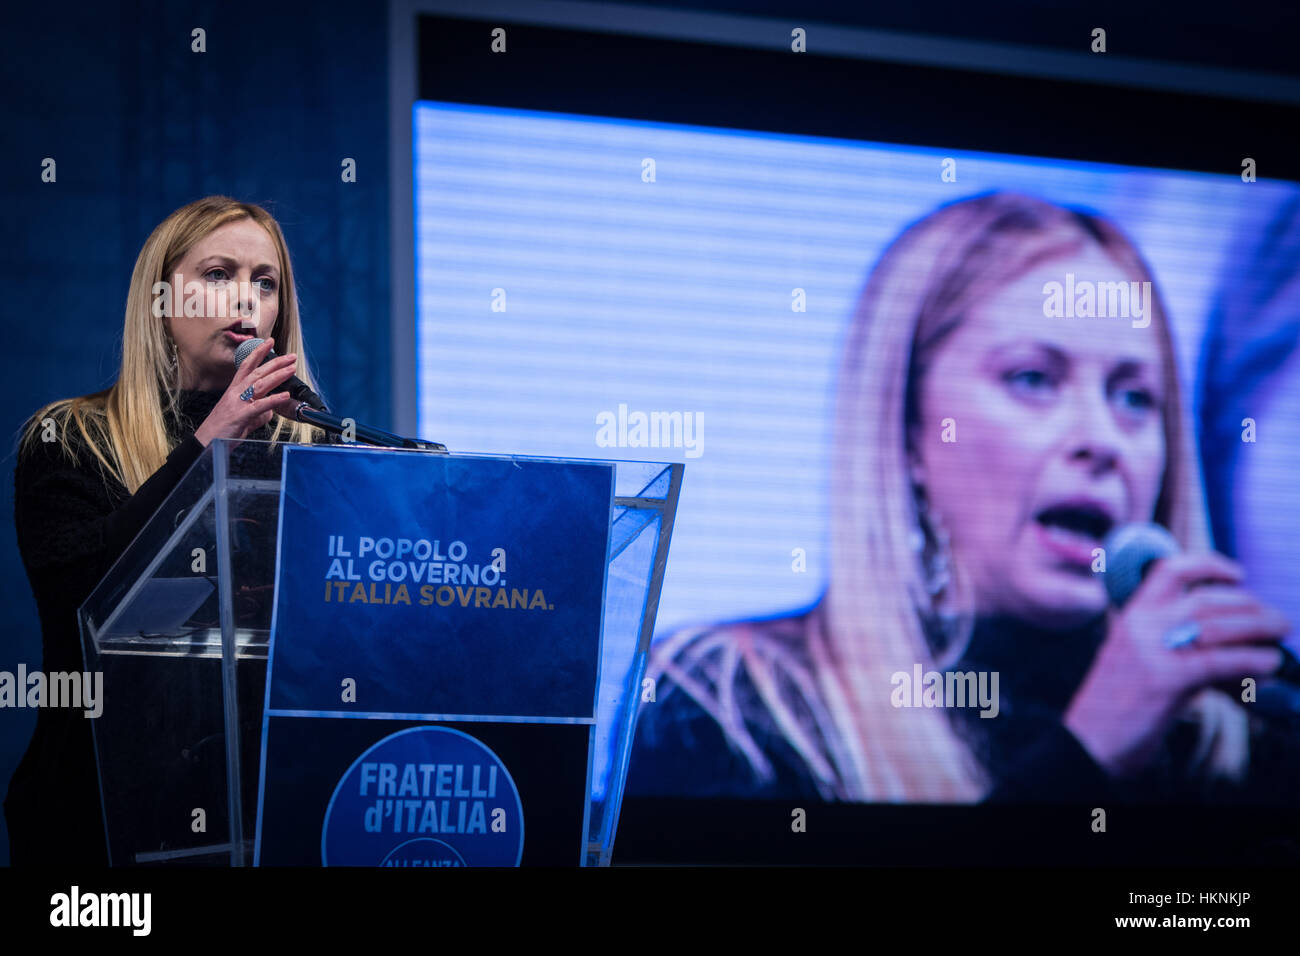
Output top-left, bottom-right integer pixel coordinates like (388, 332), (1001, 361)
(646, 191), (1246, 802)
(21, 196), (326, 493)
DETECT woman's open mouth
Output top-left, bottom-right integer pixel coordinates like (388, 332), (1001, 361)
(223, 322), (257, 344)
(1033, 501), (1116, 567)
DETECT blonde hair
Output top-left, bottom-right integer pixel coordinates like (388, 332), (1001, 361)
(647, 191), (1247, 801)
(20, 196), (327, 492)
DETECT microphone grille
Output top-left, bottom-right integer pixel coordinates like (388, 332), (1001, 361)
(234, 337), (266, 369)
(1103, 522), (1179, 607)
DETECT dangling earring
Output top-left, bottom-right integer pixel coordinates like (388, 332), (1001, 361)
(911, 484), (951, 596)
(166, 335), (178, 377)
(911, 481), (961, 656)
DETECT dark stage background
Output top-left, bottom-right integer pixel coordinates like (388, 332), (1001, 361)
(0, 0), (391, 865)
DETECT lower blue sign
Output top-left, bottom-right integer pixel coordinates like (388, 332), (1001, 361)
(256, 448), (613, 865)
(322, 726), (525, 867)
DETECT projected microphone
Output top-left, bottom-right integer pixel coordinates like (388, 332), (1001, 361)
(1103, 522), (1300, 685)
(1102, 523), (1180, 608)
(234, 337), (328, 411)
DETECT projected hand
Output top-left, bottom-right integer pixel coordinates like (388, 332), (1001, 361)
(194, 337), (301, 445)
(1063, 552), (1290, 776)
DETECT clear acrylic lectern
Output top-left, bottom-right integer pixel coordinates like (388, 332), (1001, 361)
(78, 438), (681, 866)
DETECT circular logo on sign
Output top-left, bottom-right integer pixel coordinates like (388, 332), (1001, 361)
(381, 838), (468, 868)
(322, 726), (524, 866)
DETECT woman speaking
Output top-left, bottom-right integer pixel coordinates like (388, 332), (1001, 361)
(5, 196), (330, 865)
(628, 192), (1296, 807)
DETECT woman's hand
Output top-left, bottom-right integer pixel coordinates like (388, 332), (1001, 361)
(193, 337), (302, 447)
(1063, 552), (1290, 777)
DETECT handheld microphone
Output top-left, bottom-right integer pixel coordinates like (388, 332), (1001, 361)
(233, 337), (328, 411)
(1102, 522), (1300, 686)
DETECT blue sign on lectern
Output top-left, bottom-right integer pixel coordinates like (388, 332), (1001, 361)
(254, 446), (614, 866)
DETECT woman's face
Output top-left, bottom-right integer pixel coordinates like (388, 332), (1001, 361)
(914, 245), (1169, 627)
(164, 218), (281, 391)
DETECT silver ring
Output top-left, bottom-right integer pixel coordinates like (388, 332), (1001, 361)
(1163, 621), (1201, 650)
(239, 385), (256, 403)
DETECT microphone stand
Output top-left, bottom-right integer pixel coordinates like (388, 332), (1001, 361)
(291, 402), (447, 453)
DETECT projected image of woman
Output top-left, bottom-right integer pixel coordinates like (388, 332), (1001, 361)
(628, 192), (1295, 804)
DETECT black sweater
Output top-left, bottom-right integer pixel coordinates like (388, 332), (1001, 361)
(627, 612), (1300, 807)
(4, 389), (272, 866)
